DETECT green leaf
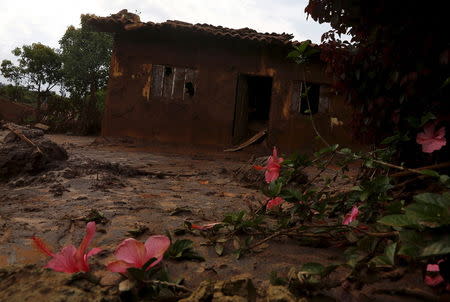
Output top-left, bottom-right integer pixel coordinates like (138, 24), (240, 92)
(340, 148), (353, 155)
(359, 190), (370, 202)
(299, 262), (325, 275)
(267, 181), (283, 197)
(413, 192), (450, 208)
(127, 267), (146, 281)
(442, 77), (450, 88)
(378, 214), (417, 227)
(314, 144), (339, 157)
(166, 239), (204, 261)
(385, 200), (404, 215)
(385, 242), (397, 264)
(142, 257), (157, 271)
(421, 237), (450, 257)
(420, 112), (436, 127)
(439, 175), (450, 187)
(419, 169), (441, 177)
(397, 230), (423, 257)
(405, 202), (449, 226)
(371, 242), (397, 268)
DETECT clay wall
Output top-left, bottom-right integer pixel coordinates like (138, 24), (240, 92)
(102, 30), (360, 152)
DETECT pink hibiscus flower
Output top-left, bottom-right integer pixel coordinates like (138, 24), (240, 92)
(343, 206), (359, 225)
(107, 235), (170, 273)
(424, 260), (450, 290)
(425, 263), (445, 287)
(416, 123), (446, 153)
(32, 221), (102, 273)
(266, 197), (285, 211)
(254, 147), (284, 183)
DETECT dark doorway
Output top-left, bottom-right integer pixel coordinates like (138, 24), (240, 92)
(233, 74), (273, 144)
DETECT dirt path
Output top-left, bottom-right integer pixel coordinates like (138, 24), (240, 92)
(0, 134), (436, 301)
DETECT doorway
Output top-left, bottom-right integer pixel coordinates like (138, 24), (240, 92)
(232, 74), (272, 144)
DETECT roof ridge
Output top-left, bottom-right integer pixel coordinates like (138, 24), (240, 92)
(85, 9), (296, 45)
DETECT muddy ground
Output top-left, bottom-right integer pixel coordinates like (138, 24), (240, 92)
(0, 134), (439, 301)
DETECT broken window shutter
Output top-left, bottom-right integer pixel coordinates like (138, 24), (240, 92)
(151, 65), (164, 97)
(172, 67), (187, 99)
(163, 66), (175, 98)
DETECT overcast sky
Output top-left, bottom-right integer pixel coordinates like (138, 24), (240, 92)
(0, 0), (332, 83)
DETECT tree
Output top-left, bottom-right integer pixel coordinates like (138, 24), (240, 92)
(1, 60), (24, 101)
(305, 1), (449, 163)
(1, 43), (62, 118)
(59, 15), (113, 134)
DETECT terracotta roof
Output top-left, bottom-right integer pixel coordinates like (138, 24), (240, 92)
(85, 10), (295, 46)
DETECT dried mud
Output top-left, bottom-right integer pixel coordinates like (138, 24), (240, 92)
(0, 133), (442, 301)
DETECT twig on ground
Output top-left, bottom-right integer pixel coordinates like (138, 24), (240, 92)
(142, 280), (193, 293)
(4, 125), (43, 154)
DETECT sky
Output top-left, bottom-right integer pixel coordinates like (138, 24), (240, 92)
(0, 0), (333, 84)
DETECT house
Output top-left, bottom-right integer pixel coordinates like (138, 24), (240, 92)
(86, 10), (358, 152)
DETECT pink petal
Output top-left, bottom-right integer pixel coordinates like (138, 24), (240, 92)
(421, 139), (446, 153)
(427, 264), (440, 272)
(417, 124), (447, 153)
(32, 236), (54, 257)
(266, 197), (285, 210)
(107, 260), (135, 273)
(343, 206), (359, 225)
(86, 247), (102, 258)
(78, 222), (97, 256)
(191, 223), (221, 230)
(115, 238), (147, 267)
(144, 235), (170, 268)
(425, 275), (445, 287)
(45, 245), (80, 273)
(265, 169), (280, 183)
(253, 165), (265, 171)
(272, 147), (279, 159)
(435, 126), (446, 139)
(423, 123), (436, 137)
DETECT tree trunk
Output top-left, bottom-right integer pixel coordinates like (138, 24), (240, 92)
(35, 90), (42, 122)
(79, 81), (100, 134)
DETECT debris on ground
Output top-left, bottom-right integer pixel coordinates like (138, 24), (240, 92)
(33, 123), (50, 131)
(233, 156), (267, 188)
(180, 275), (257, 302)
(0, 123), (68, 180)
(0, 265), (120, 302)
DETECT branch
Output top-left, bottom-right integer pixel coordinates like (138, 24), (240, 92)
(142, 280), (192, 293)
(4, 125), (43, 155)
(390, 161), (450, 178)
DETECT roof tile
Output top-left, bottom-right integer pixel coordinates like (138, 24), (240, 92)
(85, 9), (295, 46)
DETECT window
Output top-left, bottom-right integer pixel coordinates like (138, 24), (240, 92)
(291, 81), (330, 115)
(150, 64), (198, 100)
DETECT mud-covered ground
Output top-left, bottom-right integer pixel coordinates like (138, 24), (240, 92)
(0, 134), (439, 302)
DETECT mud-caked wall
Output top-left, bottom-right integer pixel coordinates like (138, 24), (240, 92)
(0, 98), (36, 123)
(102, 30), (361, 152)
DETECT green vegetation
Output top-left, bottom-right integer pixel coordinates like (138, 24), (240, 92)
(0, 16), (112, 134)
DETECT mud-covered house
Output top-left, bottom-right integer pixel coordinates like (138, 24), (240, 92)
(87, 10), (358, 152)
